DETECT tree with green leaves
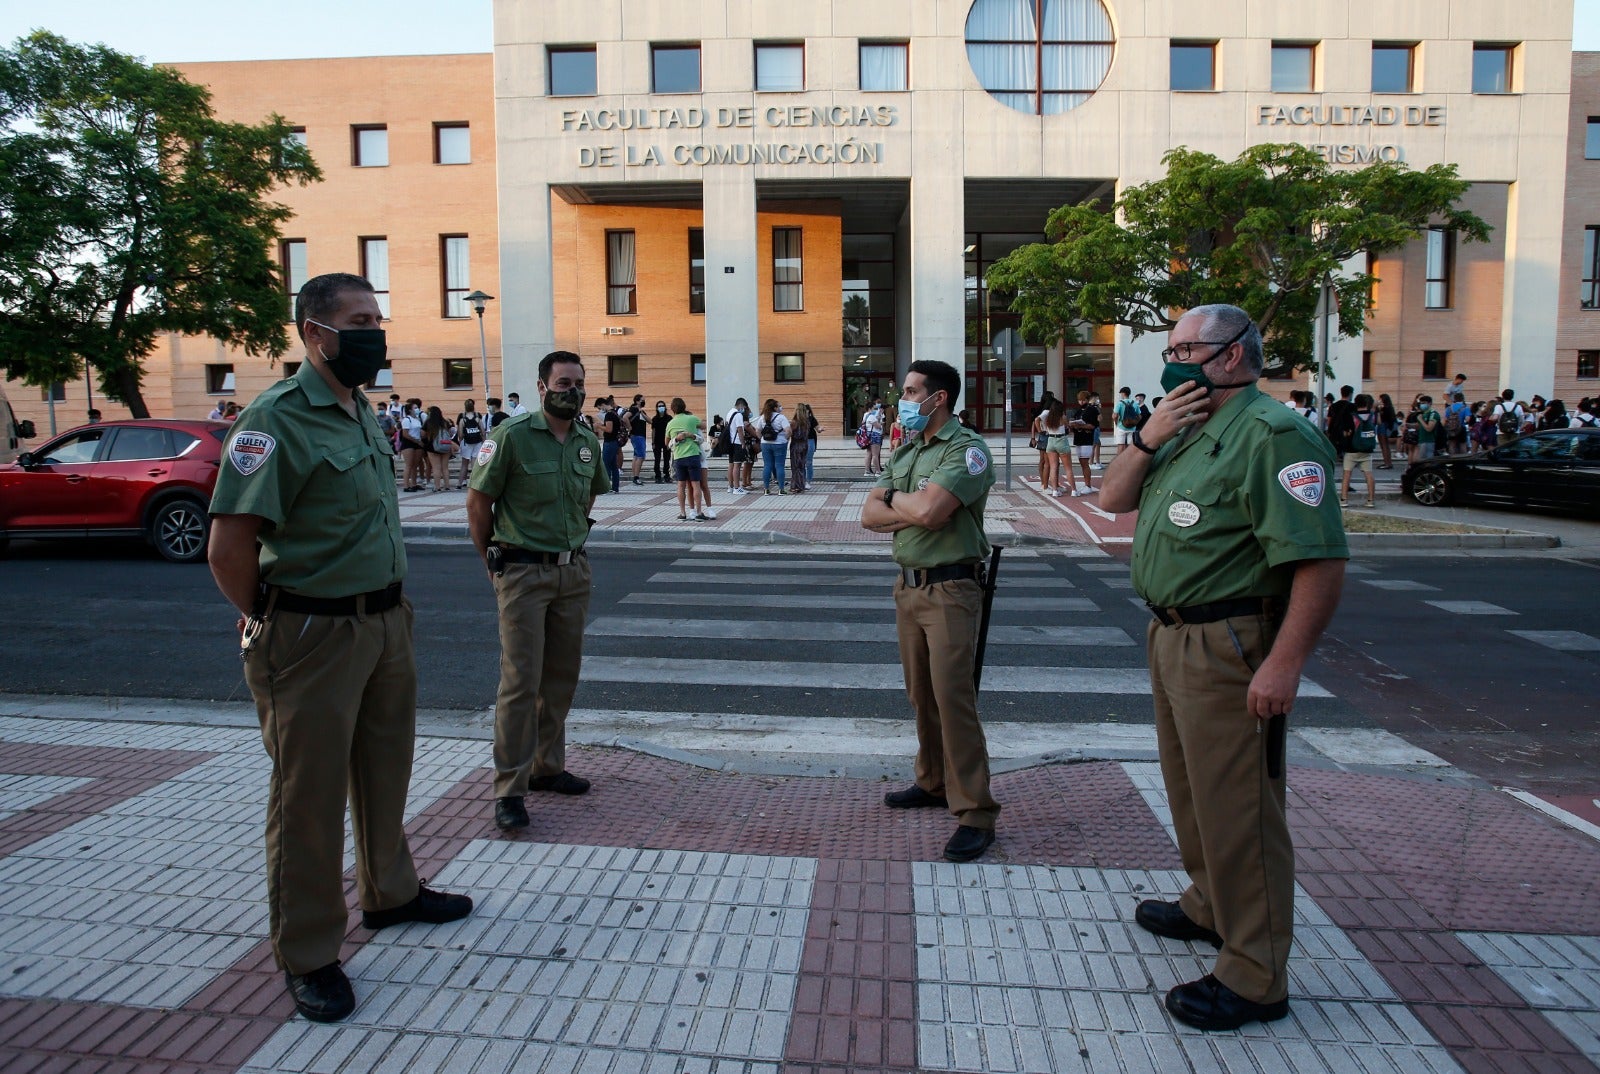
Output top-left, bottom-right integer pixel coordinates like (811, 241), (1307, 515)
(985, 144), (1491, 373)
(0, 31), (320, 417)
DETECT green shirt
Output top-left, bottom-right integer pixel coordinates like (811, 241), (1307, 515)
(468, 410), (608, 552)
(209, 363), (405, 597)
(1131, 383), (1349, 608)
(877, 417), (994, 568)
(665, 413), (702, 460)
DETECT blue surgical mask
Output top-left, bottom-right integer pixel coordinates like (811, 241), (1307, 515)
(898, 396), (934, 434)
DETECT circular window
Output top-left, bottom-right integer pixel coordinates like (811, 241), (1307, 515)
(965, 0), (1114, 116)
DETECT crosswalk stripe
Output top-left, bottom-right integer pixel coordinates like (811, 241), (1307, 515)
(623, 592), (1104, 611)
(577, 656), (1331, 697)
(586, 617), (1136, 647)
(666, 557), (1054, 573)
(646, 571), (1077, 589)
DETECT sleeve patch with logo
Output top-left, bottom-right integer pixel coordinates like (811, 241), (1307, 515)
(228, 431), (276, 476)
(965, 447), (989, 475)
(477, 438), (497, 465)
(1276, 461), (1326, 507)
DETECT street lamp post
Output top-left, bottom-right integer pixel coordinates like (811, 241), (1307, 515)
(465, 290), (495, 400)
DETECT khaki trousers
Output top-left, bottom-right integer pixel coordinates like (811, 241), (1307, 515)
(492, 558), (591, 798)
(894, 577), (1000, 829)
(1147, 612), (1294, 1004)
(244, 599), (420, 975)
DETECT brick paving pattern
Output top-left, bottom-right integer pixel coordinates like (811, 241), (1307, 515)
(2, 714), (1599, 1072)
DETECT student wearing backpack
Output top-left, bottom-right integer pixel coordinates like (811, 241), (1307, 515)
(1339, 394), (1378, 509)
(1443, 396), (1472, 456)
(1113, 386), (1140, 454)
(757, 398), (791, 494)
(1492, 389), (1524, 445)
(1410, 396), (1440, 463)
(597, 397), (623, 494)
(455, 399), (486, 488)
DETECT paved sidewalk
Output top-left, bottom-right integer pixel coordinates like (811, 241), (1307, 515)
(2, 708), (1599, 1073)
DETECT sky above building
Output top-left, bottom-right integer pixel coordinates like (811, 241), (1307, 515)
(2, 1), (1597, 60)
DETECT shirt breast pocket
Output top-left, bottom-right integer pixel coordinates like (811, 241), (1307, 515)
(324, 442), (382, 509)
(521, 460), (560, 503)
(1157, 484), (1226, 541)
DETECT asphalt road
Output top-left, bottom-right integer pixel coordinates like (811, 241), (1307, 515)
(0, 538), (1595, 792)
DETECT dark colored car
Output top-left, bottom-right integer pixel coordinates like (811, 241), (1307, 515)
(1402, 427), (1600, 518)
(0, 419), (230, 562)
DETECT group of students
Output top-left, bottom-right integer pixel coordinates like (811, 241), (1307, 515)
(712, 397), (822, 496)
(1027, 388), (1140, 497)
(376, 395), (510, 492)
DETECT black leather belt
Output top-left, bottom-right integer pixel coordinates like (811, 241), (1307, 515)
(900, 563), (982, 588)
(1147, 597), (1281, 627)
(270, 582), (403, 616)
(499, 546), (585, 566)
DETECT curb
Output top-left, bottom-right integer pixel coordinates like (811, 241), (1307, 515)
(401, 523), (1085, 548)
(1344, 530), (1559, 549)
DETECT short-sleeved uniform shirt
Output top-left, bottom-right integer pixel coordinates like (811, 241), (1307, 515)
(209, 363), (405, 598)
(877, 418), (995, 569)
(665, 413), (702, 459)
(1132, 383), (1348, 609)
(468, 410), (608, 553)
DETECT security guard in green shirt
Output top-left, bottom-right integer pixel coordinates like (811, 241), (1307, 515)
(1101, 304), (1347, 1033)
(467, 350), (610, 832)
(208, 273), (471, 1025)
(861, 359), (1000, 864)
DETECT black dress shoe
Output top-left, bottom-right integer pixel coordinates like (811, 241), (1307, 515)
(528, 771), (591, 795)
(361, 884), (474, 930)
(495, 795), (529, 830)
(883, 785), (948, 809)
(1165, 974), (1290, 1031)
(285, 961), (355, 1023)
(943, 825), (995, 862)
(1134, 899), (1222, 947)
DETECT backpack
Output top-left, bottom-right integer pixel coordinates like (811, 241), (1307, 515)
(1497, 404), (1521, 436)
(1351, 412), (1377, 453)
(1118, 401), (1139, 429)
(1472, 417), (1497, 447)
(1443, 407), (1464, 438)
(609, 409), (630, 444)
(761, 416), (779, 441)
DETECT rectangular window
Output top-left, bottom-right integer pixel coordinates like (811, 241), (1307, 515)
(1588, 118), (1600, 160)
(1472, 44), (1514, 94)
(688, 228), (705, 313)
(288, 126), (307, 149)
(1169, 42), (1216, 92)
(369, 361), (393, 391)
(1362, 351), (1373, 380)
(1371, 43), (1415, 93)
(772, 227), (803, 311)
(606, 230), (637, 314)
(434, 123), (470, 165)
(1424, 227), (1453, 309)
(205, 364), (235, 395)
(441, 234), (470, 318)
(755, 43), (805, 92)
(690, 354), (706, 384)
(652, 44), (700, 93)
(352, 124), (388, 167)
(1422, 350), (1448, 379)
(281, 362), (300, 379)
(1583, 226), (1600, 309)
(608, 355), (638, 386)
(360, 237), (390, 319)
(548, 46), (597, 96)
(774, 353), (805, 383)
(1578, 351), (1599, 378)
(42, 382), (66, 402)
(1271, 43), (1315, 92)
(281, 238), (307, 321)
(860, 42), (908, 91)
(443, 359), (474, 389)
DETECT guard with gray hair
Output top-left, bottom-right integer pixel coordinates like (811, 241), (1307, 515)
(1099, 303), (1348, 1031)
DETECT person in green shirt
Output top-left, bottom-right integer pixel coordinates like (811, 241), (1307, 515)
(207, 273), (471, 1024)
(860, 359), (999, 865)
(1100, 303), (1347, 1033)
(665, 398), (710, 521)
(468, 350), (611, 832)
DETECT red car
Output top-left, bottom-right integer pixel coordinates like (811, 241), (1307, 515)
(0, 419), (229, 562)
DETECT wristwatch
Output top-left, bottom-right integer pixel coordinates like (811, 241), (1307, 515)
(883, 488), (897, 509)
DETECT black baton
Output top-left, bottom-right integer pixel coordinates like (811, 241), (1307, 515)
(973, 545), (1004, 692)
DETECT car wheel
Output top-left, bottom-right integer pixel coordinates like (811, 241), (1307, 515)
(1410, 470), (1453, 507)
(149, 498), (210, 563)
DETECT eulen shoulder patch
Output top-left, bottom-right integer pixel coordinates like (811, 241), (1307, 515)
(228, 431), (276, 476)
(1277, 461), (1326, 507)
(965, 447), (989, 475)
(476, 438), (497, 465)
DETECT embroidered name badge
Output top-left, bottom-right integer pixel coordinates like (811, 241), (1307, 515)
(1277, 462), (1326, 507)
(477, 439), (497, 465)
(228, 431), (275, 476)
(1168, 500), (1201, 527)
(578, 445), (594, 463)
(965, 447), (988, 475)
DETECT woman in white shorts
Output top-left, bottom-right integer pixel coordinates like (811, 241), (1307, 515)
(1339, 393), (1378, 508)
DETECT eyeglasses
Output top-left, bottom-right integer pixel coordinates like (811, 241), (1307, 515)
(1160, 324), (1249, 363)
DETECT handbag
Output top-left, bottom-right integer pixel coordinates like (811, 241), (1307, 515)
(855, 427), (871, 449)
(436, 436), (459, 455)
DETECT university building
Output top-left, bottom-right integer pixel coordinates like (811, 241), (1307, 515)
(7, 1), (1598, 438)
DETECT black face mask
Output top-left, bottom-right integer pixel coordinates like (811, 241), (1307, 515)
(309, 319), (387, 389)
